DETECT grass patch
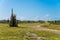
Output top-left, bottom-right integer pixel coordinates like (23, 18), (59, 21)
(0, 23), (60, 40)
(30, 30), (60, 40)
(41, 24), (60, 30)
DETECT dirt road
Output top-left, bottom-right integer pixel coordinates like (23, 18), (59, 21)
(32, 25), (60, 35)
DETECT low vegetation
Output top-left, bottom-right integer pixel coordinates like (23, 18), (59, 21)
(41, 23), (60, 30)
(0, 23), (60, 40)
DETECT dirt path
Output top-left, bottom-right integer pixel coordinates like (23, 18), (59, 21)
(32, 25), (60, 35)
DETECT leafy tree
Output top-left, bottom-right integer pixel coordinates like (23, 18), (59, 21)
(9, 9), (18, 27)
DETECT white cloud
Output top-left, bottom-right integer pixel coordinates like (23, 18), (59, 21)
(0, 15), (9, 20)
(44, 14), (50, 20)
(34, 16), (39, 20)
(17, 16), (25, 20)
(42, 14), (51, 20)
(17, 14), (51, 21)
(20, 16), (24, 20)
(45, 14), (50, 17)
(33, 14), (51, 21)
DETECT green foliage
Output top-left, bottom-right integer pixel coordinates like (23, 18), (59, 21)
(9, 9), (18, 27)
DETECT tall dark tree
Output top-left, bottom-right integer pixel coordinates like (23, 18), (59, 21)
(9, 9), (18, 27)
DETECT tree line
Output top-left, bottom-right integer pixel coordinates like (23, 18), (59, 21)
(0, 20), (60, 24)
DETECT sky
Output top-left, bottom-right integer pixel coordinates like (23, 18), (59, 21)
(0, 0), (60, 20)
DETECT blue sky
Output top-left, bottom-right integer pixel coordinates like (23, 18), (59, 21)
(0, 0), (60, 20)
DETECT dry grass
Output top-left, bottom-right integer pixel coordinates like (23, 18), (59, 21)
(0, 23), (60, 40)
